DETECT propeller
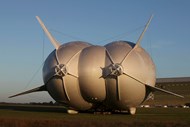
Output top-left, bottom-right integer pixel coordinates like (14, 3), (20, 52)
(103, 15), (184, 100)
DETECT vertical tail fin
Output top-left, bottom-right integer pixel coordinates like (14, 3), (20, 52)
(135, 15), (153, 47)
(36, 16), (61, 49)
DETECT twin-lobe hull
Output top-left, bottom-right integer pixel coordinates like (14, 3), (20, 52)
(9, 16), (183, 114)
(43, 41), (156, 110)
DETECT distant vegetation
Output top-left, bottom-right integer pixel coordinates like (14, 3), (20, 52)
(0, 102), (59, 106)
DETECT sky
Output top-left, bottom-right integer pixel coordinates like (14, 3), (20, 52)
(0, 0), (190, 103)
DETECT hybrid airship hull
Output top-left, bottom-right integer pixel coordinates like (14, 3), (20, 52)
(9, 16), (183, 115)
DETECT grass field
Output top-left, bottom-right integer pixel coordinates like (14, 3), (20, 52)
(0, 104), (190, 127)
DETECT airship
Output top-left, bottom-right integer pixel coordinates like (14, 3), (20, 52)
(10, 16), (183, 115)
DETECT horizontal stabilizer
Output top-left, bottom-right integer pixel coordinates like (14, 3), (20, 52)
(146, 84), (184, 98)
(9, 85), (46, 98)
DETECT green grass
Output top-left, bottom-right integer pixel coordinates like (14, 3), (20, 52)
(0, 104), (190, 127)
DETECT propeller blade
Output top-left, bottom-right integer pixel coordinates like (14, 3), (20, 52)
(9, 85), (46, 98)
(123, 72), (184, 98)
(36, 16), (61, 50)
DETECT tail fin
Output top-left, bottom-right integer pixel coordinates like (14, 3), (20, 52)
(36, 16), (61, 49)
(9, 85), (46, 98)
(145, 84), (184, 98)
